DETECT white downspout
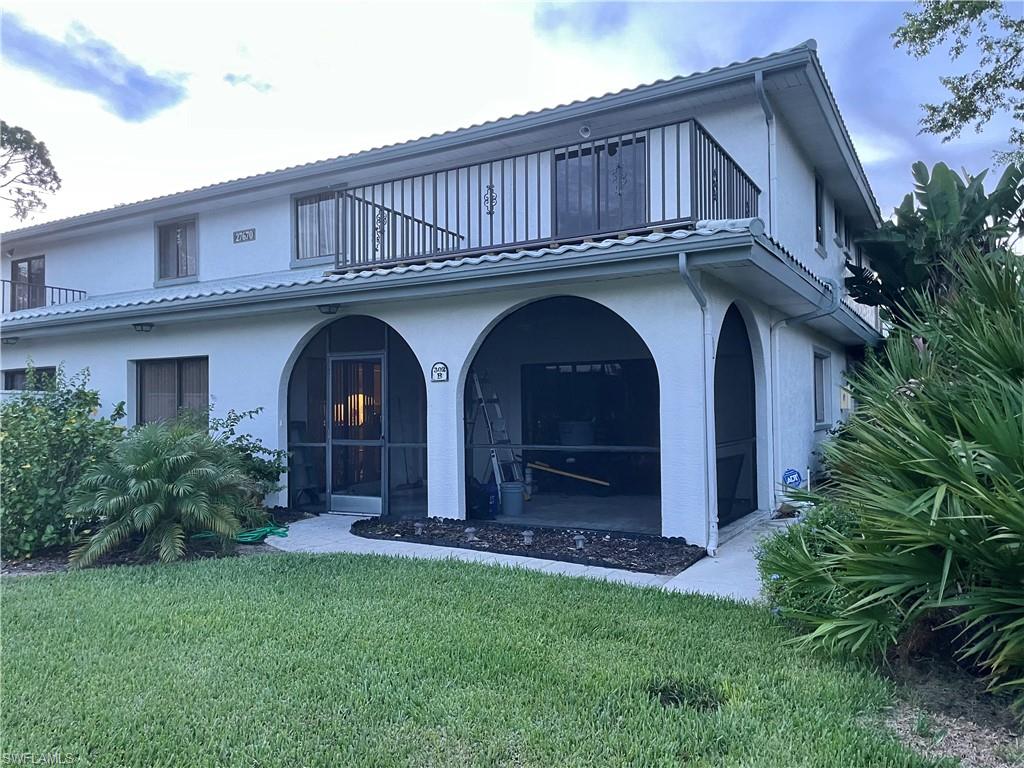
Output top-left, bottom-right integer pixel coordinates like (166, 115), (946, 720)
(768, 279), (842, 510)
(754, 71), (778, 238)
(679, 252), (719, 555)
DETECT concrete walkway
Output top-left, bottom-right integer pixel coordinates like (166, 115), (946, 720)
(268, 515), (789, 602)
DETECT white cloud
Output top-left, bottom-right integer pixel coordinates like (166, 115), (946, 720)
(1, 1), (670, 229)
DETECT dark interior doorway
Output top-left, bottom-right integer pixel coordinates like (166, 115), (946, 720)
(465, 296), (660, 534)
(714, 304), (758, 526)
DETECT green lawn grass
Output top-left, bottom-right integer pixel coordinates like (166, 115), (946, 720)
(1, 553), (938, 767)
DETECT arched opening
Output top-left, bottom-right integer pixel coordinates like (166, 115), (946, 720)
(714, 304), (758, 525)
(287, 315), (426, 517)
(464, 296), (660, 534)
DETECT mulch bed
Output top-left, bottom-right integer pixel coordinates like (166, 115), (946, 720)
(350, 517), (706, 575)
(1, 509), (309, 577)
(884, 660), (1022, 768)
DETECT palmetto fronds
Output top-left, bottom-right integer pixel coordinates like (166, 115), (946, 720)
(762, 247), (1024, 711)
(68, 422), (258, 566)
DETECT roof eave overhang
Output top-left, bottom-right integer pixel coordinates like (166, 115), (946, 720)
(803, 55), (883, 227)
(689, 238), (881, 345)
(2, 48), (817, 245)
(2, 229), (881, 347)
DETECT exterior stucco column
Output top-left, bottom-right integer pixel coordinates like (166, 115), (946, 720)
(373, 301), (480, 520)
(424, 373), (465, 518)
(576, 278), (709, 546)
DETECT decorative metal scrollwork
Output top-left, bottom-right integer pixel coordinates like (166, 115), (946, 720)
(374, 210), (388, 252)
(483, 184), (497, 216)
(610, 163), (630, 196)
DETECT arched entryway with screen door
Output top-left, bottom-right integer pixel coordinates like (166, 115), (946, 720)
(714, 304), (758, 526)
(287, 315), (427, 517)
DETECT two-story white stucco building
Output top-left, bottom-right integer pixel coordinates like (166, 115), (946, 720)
(0, 40), (881, 552)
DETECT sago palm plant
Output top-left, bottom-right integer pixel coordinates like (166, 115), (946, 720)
(760, 246), (1024, 711)
(68, 421), (260, 566)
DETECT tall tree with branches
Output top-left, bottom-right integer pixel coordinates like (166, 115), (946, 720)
(894, 1), (1024, 164)
(0, 121), (62, 221)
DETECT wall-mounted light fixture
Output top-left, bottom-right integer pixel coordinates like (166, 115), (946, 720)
(578, 124), (592, 139)
(1, 336), (19, 345)
(317, 304), (340, 315)
(132, 323), (154, 333)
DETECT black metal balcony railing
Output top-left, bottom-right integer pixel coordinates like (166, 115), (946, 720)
(317, 119), (759, 272)
(2, 280), (87, 313)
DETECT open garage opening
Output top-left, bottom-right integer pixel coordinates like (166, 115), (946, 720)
(464, 296), (661, 535)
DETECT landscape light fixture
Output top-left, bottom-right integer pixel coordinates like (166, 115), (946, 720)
(132, 323), (154, 333)
(317, 304), (340, 315)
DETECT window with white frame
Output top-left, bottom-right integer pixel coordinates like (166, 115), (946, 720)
(157, 219), (197, 280)
(295, 192), (338, 261)
(813, 349), (830, 427)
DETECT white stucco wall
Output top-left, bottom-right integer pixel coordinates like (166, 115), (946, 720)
(4, 263), (854, 548)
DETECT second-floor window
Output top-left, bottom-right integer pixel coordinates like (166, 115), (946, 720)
(10, 255), (45, 310)
(158, 219), (197, 280)
(814, 177), (825, 248)
(296, 192), (338, 261)
(138, 356), (209, 424)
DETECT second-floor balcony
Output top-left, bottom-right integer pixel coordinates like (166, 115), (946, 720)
(2, 280), (87, 314)
(302, 119), (760, 272)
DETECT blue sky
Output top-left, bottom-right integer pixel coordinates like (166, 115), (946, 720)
(1, 1), (1015, 230)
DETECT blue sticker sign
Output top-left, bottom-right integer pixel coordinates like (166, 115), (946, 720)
(782, 468), (803, 488)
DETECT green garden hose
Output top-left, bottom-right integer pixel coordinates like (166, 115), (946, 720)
(191, 523), (289, 545)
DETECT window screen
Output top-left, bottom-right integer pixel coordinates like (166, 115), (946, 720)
(138, 357), (208, 423)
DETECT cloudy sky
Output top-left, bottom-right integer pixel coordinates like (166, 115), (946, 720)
(1, 1), (1016, 231)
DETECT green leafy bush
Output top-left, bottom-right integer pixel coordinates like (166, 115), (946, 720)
(179, 406), (287, 503)
(756, 503), (857, 618)
(68, 421), (263, 566)
(758, 247), (1024, 710)
(0, 367), (124, 559)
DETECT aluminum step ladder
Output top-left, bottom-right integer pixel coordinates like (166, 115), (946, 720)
(470, 372), (523, 502)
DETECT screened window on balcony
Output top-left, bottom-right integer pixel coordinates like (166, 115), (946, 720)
(138, 357), (208, 424)
(296, 192), (338, 260)
(555, 137), (646, 237)
(158, 220), (197, 280)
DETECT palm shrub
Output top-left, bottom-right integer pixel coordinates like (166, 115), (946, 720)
(68, 421), (262, 566)
(0, 367), (124, 558)
(178, 406), (288, 502)
(758, 246), (1024, 709)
